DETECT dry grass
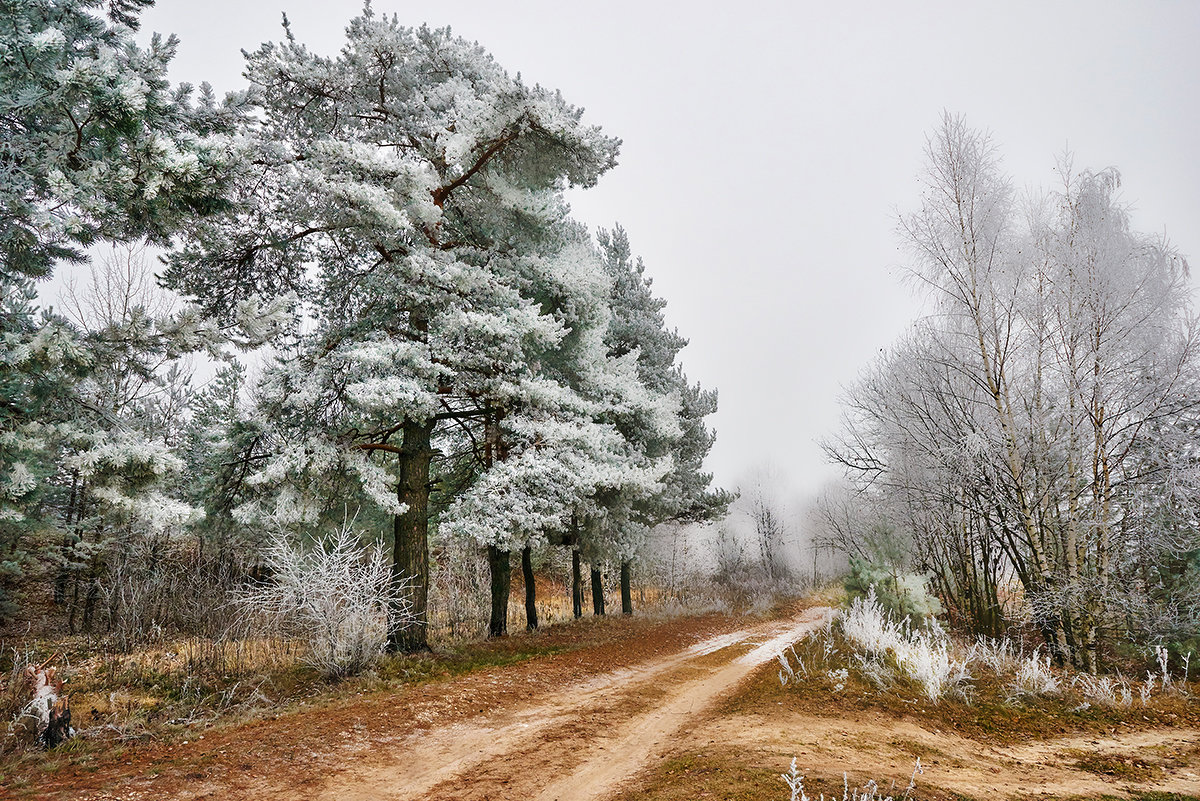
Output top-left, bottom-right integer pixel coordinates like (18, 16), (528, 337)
(734, 618), (1200, 748)
(0, 580), (743, 779)
(1065, 748), (1163, 782)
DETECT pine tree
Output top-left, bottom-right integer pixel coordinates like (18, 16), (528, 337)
(584, 226), (733, 613)
(163, 10), (621, 650)
(0, 0), (253, 621)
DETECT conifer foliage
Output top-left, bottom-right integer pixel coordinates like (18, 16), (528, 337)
(1, 2), (728, 659)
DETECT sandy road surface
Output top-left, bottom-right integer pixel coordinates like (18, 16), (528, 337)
(321, 606), (834, 801)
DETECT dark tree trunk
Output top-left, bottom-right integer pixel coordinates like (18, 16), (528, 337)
(591, 566), (605, 616)
(482, 411), (512, 639)
(620, 560), (633, 616)
(389, 417), (434, 653)
(571, 549), (583, 620)
(488, 545), (511, 637)
(53, 534), (73, 606)
(54, 474), (80, 606)
(82, 578), (99, 631)
(67, 577), (79, 634)
(521, 545), (538, 631)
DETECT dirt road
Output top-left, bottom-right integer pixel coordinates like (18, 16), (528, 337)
(322, 606), (834, 801)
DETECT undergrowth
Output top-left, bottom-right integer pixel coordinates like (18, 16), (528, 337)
(769, 590), (1200, 745)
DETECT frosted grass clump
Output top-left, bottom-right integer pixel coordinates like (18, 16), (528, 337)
(1008, 649), (1060, 698)
(895, 633), (971, 702)
(969, 636), (1018, 675)
(239, 521), (407, 678)
(840, 588), (969, 701)
(1156, 645), (1172, 691)
(854, 654), (896, 691)
(778, 651), (797, 686)
(840, 588), (905, 658)
(1072, 673), (1134, 708)
(782, 757), (922, 801)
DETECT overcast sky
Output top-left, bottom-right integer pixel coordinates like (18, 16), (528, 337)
(131, 0), (1200, 504)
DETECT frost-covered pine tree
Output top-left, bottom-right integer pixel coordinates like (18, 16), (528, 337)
(0, 0), (258, 621)
(0, 0), (240, 281)
(439, 239), (679, 634)
(591, 226), (733, 613)
(163, 10), (621, 650)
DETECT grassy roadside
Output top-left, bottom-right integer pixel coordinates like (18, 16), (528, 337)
(616, 747), (971, 801)
(617, 672), (1200, 801)
(0, 624), (568, 789)
(614, 597), (1200, 801)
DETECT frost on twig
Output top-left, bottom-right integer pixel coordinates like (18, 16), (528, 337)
(237, 519), (409, 678)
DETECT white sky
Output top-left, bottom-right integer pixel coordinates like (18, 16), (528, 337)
(130, 0), (1200, 502)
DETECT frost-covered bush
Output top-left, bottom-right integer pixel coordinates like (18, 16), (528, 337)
(844, 559), (942, 623)
(897, 633), (971, 702)
(239, 524), (405, 678)
(1072, 673), (1134, 708)
(840, 588), (905, 657)
(794, 588), (1188, 714)
(969, 636), (1018, 675)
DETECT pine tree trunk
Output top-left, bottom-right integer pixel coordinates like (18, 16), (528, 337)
(591, 566), (605, 616)
(522, 545), (538, 631)
(488, 545), (511, 637)
(481, 410), (513, 639)
(53, 534), (72, 606)
(389, 418), (434, 653)
(571, 549), (583, 620)
(54, 474), (80, 606)
(82, 578), (99, 631)
(620, 560), (633, 616)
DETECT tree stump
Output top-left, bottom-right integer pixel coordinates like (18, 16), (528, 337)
(24, 660), (72, 749)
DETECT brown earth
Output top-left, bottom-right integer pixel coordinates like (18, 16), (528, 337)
(6, 603), (1200, 801)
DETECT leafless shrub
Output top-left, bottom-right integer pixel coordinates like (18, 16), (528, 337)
(238, 524), (405, 678)
(96, 533), (249, 649)
(1, 647), (41, 754)
(428, 538), (491, 643)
